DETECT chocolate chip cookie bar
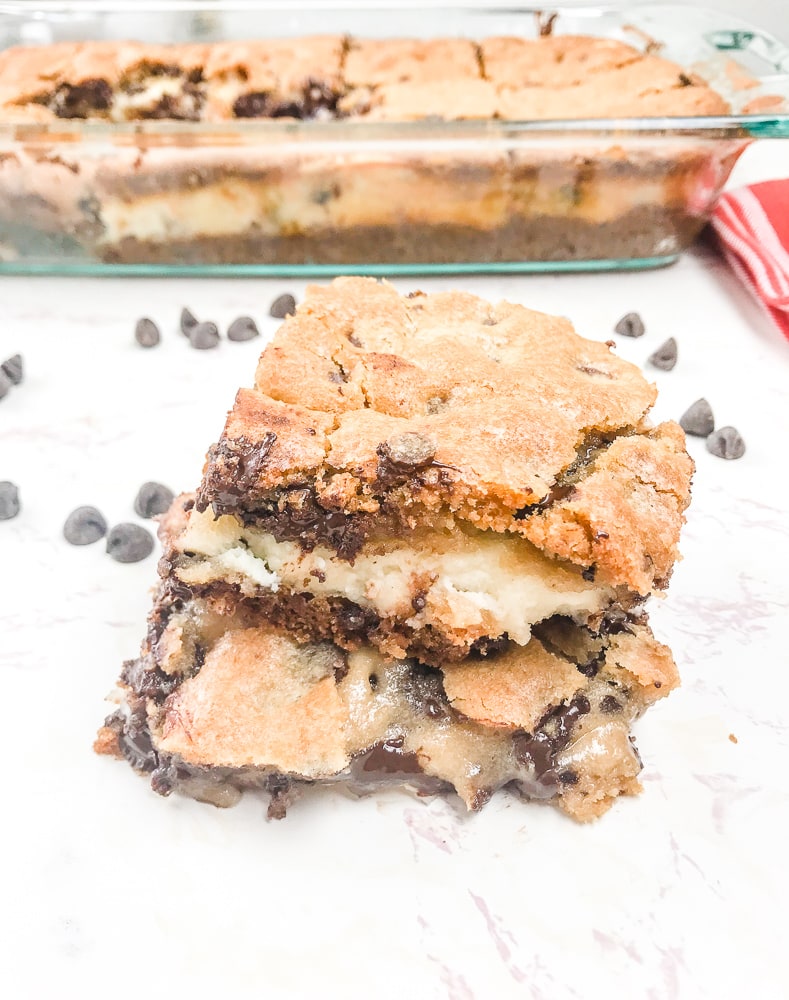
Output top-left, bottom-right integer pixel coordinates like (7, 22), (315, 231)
(0, 33), (738, 267)
(184, 278), (692, 662)
(97, 280), (691, 819)
(96, 495), (679, 821)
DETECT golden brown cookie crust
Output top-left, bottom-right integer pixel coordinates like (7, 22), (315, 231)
(1, 33), (728, 122)
(197, 277), (692, 596)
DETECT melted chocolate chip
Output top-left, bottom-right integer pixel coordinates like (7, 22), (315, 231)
(558, 770), (579, 785)
(266, 774), (292, 820)
(118, 705), (159, 773)
(233, 92), (271, 118)
(50, 79), (113, 118)
(600, 695), (622, 714)
(359, 739), (423, 775)
(121, 657), (182, 702)
(513, 694), (591, 783)
(404, 663), (450, 719)
(469, 635), (509, 659)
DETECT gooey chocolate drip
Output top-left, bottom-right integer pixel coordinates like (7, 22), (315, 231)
(513, 694), (591, 787)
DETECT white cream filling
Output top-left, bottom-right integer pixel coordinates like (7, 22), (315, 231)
(111, 77), (188, 120)
(95, 162), (664, 245)
(176, 507), (613, 646)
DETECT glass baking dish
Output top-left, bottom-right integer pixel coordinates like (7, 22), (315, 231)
(0, 1), (787, 276)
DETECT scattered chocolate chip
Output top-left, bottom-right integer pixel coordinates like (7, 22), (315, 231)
(368, 673), (378, 691)
(648, 337), (678, 371)
(1, 354), (23, 385)
(134, 481), (175, 519)
(706, 426), (746, 460)
(557, 770), (579, 785)
(379, 431), (437, 469)
(63, 505), (108, 545)
(134, 317), (160, 348)
(188, 321), (220, 350)
(227, 316), (260, 342)
(269, 293), (296, 319)
(0, 481), (20, 520)
(581, 566), (596, 582)
(180, 307), (198, 336)
(0, 370), (11, 401)
(614, 312), (645, 338)
(106, 523), (155, 563)
(680, 398), (714, 437)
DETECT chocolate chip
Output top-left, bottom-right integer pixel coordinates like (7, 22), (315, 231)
(706, 426), (746, 460)
(51, 78), (112, 118)
(63, 506), (108, 545)
(0, 481), (20, 520)
(106, 523), (155, 562)
(581, 566), (596, 582)
(269, 293), (296, 319)
(648, 337), (678, 371)
(679, 398), (714, 437)
(134, 481), (175, 519)
(227, 316), (260, 342)
(134, 317), (160, 348)
(0, 371), (11, 401)
(557, 770), (579, 785)
(600, 695), (622, 714)
(379, 432), (437, 469)
(614, 312), (645, 338)
(233, 92), (271, 118)
(180, 307), (198, 336)
(188, 321), (219, 350)
(1, 354), (23, 385)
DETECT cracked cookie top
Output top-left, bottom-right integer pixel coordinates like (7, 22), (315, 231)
(196, 278), (693, 596)
(0, 34), (728, 123)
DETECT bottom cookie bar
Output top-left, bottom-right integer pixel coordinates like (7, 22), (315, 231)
(96, 585), (678, 821)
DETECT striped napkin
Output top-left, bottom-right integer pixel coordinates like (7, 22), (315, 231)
(711, 180), (789, 340)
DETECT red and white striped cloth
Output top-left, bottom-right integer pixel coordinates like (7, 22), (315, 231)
(711, 179), (789, 340)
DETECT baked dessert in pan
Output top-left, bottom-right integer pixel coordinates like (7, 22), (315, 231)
(0, 33), (737, 266)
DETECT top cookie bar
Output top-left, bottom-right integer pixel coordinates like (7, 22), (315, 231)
(196, 278), (693, 597)
(0, 34), (728, 123)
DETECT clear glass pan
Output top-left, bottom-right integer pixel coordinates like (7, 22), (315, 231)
(0, 1), (787, 275)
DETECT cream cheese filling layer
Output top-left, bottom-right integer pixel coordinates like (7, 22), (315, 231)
(96, 165), (679, 245)
(175, 507), (615, 646)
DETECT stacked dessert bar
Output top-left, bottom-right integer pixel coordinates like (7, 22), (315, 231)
(96, 278), (693, 820)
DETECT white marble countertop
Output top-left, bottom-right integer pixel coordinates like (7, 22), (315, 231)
(1, 140), (788, 999)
